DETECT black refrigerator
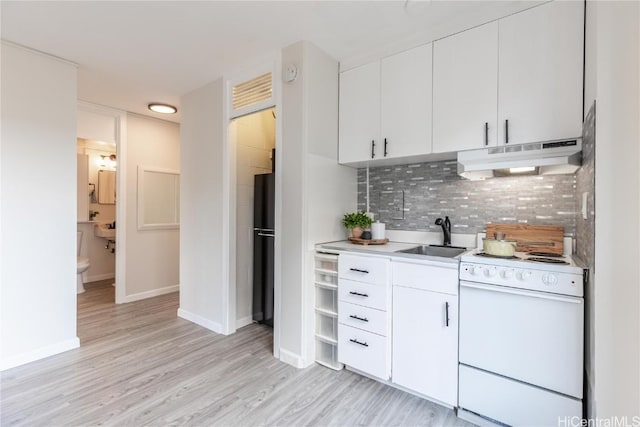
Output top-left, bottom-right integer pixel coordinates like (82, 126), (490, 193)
(252, 172), (275, 326)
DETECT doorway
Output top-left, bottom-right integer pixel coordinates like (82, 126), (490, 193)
(231, 107), (276, 335)
(76, 138), (117, 302)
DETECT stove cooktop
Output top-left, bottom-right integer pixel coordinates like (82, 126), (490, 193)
(462, 250), (584, 275)
(472, 252), (569, 265)
(527, 257), (569, 265)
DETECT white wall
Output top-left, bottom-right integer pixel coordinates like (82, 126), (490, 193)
(588, 0), (640, 419)
(124, 114), (180, 301)
(234, 109), (275, 327)
(279, 41), (357, 367)
(0, 42), (79, 370)
(179, 79), (227, 333)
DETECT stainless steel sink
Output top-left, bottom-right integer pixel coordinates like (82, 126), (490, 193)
(396, 244), (467, 258)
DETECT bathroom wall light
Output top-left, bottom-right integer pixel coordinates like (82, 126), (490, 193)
(148, 103), (177, 114)
(99, 154), (117, 169)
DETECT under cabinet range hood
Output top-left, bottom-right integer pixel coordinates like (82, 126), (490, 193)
(457, 138), (582, 180)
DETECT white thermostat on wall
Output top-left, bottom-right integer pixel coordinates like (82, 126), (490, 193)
(283, 64), (298, 83)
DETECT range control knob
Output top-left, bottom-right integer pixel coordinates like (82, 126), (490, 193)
(500, 269), (514, 279)
(484, 267), (497, 278)
(516, 270), (531, 281)
(463, 264), (476, 275)
(542, 273), (558, 286)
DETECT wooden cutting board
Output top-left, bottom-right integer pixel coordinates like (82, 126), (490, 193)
(485, 224), (564, 255)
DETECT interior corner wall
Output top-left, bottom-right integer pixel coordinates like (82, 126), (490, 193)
(592, 0), (640, 419)
(0, 42), (79, 370)
(582, 0), (597, 419)
(279, 41), (357, 368)
(124, 114), (180, 300)
(179, 79), (226, 333)
(280, 42), (307, 365)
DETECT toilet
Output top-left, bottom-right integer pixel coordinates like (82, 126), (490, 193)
(77, 231), (90, 294)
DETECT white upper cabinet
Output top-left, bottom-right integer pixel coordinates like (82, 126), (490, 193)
(339, 44), (432, 165)
(380, 43), (432, 160)
(497, 1), (584, 145)
(338, 61), (380, 164)
(433, 22), (499, 153)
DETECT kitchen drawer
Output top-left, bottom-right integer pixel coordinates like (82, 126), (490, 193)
(338, 324), (389, 380)
(338, 254), (390, 286)
(339, 279), (388, 311)
(392, 261), (458, 295)
(338, 301), (388, 336)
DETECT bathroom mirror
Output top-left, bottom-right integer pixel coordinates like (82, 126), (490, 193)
(137, 166), (180, 230)
(97, 170), (116, 204)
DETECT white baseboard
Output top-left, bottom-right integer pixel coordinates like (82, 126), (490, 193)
(1, 336), (80, 371)
(122, 284), (179, 303)
(177, 308), (224, 334)
(86, 272), (115, 283)
(279, 348), (308, 369)
(235, 315), (254, 329)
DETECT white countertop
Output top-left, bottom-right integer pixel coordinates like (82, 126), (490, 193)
(316, 240), (470, 265)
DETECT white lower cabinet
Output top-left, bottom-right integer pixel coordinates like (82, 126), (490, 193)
(338, 324), (389, 380)
(391, 260), (459, 407)
(392, 285), (458, 406)
(337, 254), (391, 380)
(335, 253), (459, 406)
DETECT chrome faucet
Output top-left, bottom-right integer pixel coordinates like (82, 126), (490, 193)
(435, 216), (452, 246)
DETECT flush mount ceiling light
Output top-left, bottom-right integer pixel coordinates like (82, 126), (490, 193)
(148, 103), (177, 114)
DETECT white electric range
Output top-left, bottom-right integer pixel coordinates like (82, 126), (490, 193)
(457, 250), (585, 426)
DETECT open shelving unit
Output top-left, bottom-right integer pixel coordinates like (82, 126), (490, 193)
(314, 251), (343, 370)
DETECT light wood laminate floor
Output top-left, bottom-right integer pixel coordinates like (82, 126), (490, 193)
(1, 280), (473, 427)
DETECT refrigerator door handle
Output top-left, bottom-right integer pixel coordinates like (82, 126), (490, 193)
(254, 227), (274, 233)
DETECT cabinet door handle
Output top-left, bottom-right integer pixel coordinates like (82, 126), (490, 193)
(371, 140), (376, 159)
(349, 338), (369, 347)
(349, 268), (369, 274)
(349, 314), (369, 322)
(349, 291), (369, 298)
(505, 119), (509, 144)
(445, 301), (450, 327)
(384, 138), (388, 157)
(484, 122), (489, 146)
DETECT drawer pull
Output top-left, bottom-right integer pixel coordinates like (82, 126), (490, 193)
(349, 314), (369, 322)
(349, 291), (369, 297)
(349, 338), (369, 347)
(349, 268), (369, 274)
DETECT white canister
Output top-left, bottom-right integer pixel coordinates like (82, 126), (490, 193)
(371, 221), (386, 240)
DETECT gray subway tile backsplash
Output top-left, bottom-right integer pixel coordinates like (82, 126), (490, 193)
(357, 160), (577, 236)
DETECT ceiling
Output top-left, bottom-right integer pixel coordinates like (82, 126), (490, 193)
(1, 1), (540, 123)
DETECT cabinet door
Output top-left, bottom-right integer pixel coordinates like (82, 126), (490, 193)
(392, 286), (458, 406)
(498, 1), (584, 145)
(433, 22), (498, 153)
(338, 62), (380, 164)
(381, 43), (432, 159)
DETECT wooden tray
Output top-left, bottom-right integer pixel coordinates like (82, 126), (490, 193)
(348, 237), (389, 245)
(485, 224), (564, 255)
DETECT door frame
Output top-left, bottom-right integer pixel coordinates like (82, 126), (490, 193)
(222, 54), (282, 358)
(77, 101), (128, 304)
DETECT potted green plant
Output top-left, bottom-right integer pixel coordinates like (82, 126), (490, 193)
(342, 211), (372, 239)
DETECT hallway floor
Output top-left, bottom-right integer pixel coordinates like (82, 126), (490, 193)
(1, 281), (471, 426)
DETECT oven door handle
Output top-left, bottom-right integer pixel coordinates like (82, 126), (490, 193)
(460, 281), (582, 304)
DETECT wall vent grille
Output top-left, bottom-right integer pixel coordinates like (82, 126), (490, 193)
(232, 72), (272, 111)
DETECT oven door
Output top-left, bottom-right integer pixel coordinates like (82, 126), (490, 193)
(459, 280), (583, 398)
